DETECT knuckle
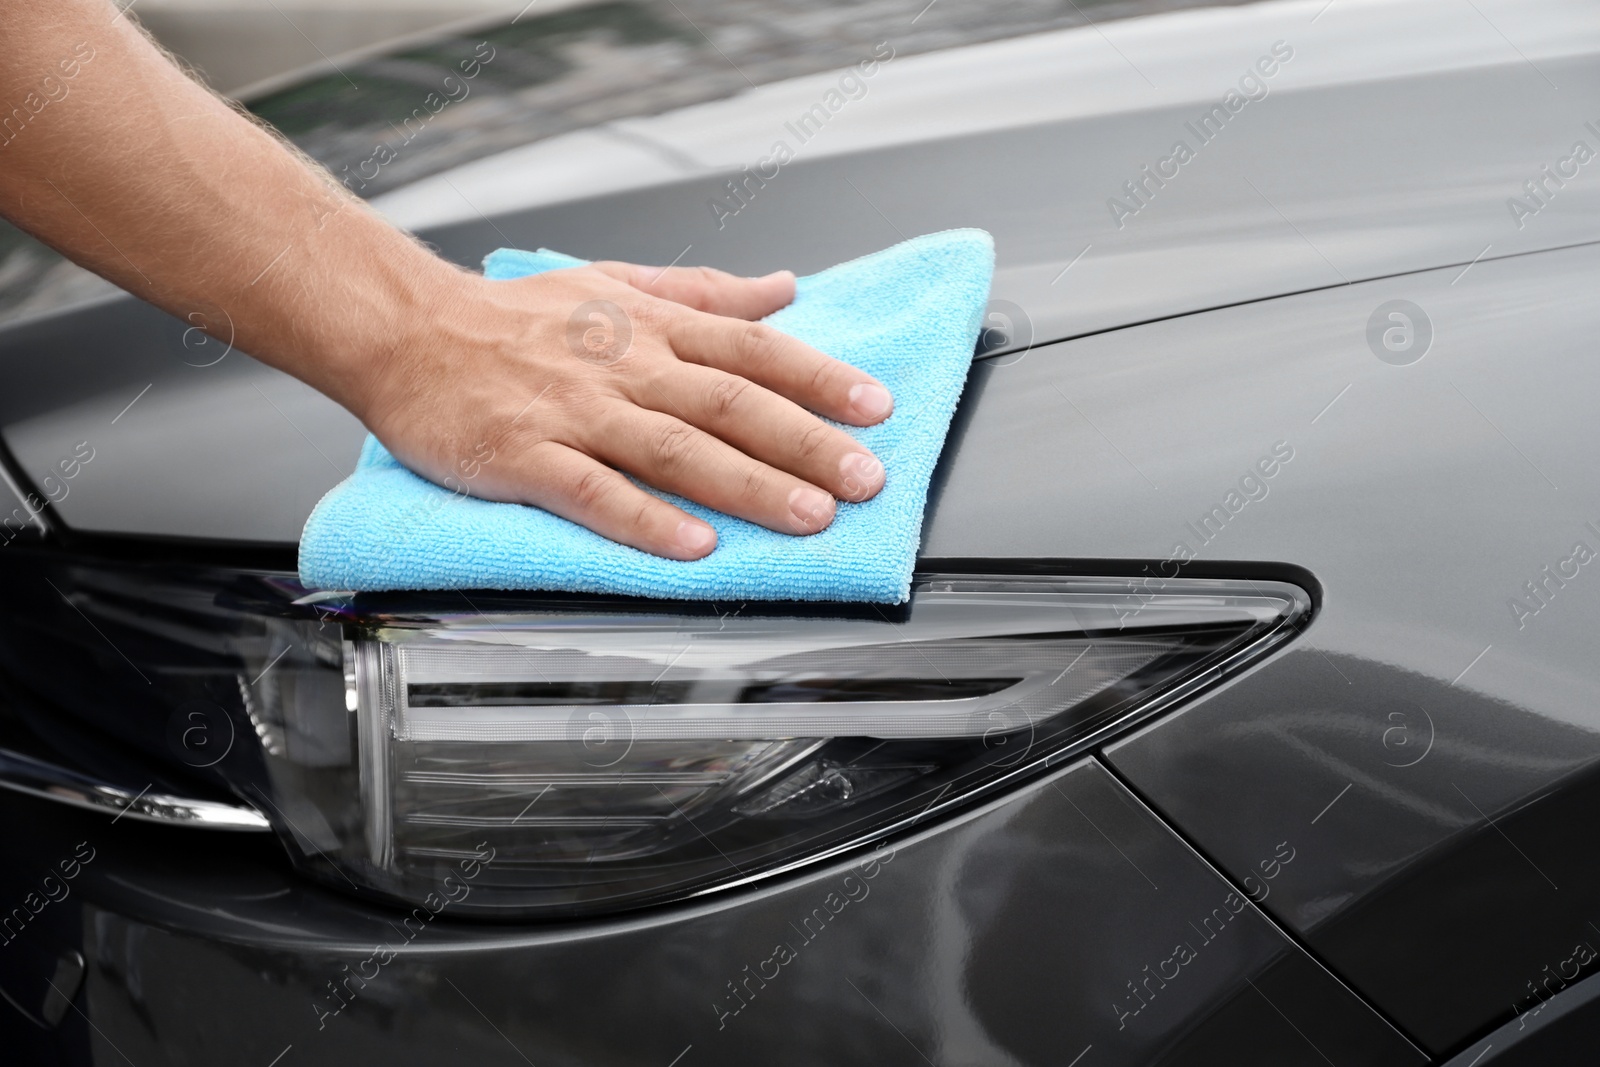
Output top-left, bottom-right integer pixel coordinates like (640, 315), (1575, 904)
(806, 358), (839, 397)
(587, 261), (642, 289)
(739, 321), (785, 366)
(565, 300), (634, 365)
(794, 422), (834, 463)
(497, 415), (546, 457)
(630, 297), (677, 335)
(689, 265), (723, 309)
(738, 463), (767, 503)
(631, 498), (660, 534)
(572, 386), (616, 421)
(569, 467), (617, 513)
(705, 376), (752, 420)
(507, 381), (591, 442)
(649, 423), (701, 471)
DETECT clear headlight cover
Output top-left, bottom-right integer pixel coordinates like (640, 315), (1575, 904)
(255, 573), (1308, 918)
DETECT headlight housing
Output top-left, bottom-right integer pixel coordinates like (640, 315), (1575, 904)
(0, 554), (1308, 920)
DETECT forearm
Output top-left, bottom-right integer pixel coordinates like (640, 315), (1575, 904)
(0, 0), (895, 561)
(0, 0), (464, 416)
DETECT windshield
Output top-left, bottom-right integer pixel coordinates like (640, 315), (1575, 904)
(0, 0), (1259, 327)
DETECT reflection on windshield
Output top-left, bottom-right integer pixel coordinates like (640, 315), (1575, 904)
(0, 0), (1257, 328)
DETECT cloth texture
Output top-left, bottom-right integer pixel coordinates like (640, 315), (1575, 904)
(298, 228), (994, 603)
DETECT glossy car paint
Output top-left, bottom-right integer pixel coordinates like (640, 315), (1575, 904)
(2, 0), (1599, 1062)
(0, 760), (1423, 1065)
(935, 241), (1600, 1054)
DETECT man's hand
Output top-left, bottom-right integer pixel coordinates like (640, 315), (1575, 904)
(365, 262), (891, 560)
(0, 0), (891, 560)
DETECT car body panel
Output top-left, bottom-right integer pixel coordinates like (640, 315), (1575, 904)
(0, 312), (364, 544)
(0, 760), (1423, 1066)
(920, 242), (1600, 1052)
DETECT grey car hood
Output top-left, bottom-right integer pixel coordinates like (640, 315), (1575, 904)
(1, 0), (1596, 544)
(379, 0), (1600, 347)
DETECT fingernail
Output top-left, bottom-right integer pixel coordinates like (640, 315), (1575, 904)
(674, 520), (717, 558)
(787, 486), (836, 534)
(848, 382), (894, 422)
(838, 452), (885, 501)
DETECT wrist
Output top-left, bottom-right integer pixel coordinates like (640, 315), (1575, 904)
(273, 224), (482, 427)
(331, 257), (511, 433)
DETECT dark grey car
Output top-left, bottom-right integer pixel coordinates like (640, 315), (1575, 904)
(3, 0), (1600, 1063)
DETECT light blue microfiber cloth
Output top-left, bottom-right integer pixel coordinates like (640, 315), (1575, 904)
(298, 228), (994, 603)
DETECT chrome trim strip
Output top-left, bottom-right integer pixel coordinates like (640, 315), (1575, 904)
(0, 746), (271, 831)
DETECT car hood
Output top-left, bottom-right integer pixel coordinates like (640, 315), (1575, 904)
(1, 0), (1596, 545)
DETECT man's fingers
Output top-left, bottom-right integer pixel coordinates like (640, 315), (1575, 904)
(640, 363), (885, 502)
(496, 441), (717, 560)
(582, 262), (895, 428)
(591, 260), (795, 320)
(586, 406), (839, 536)
(667, 311), (894, 427)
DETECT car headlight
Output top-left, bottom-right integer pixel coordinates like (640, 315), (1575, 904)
(0, 554), (1309, 919)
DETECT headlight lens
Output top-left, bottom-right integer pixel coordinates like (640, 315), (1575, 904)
(0, 557), (1307, 920)
(301, 574), (1307, 917)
